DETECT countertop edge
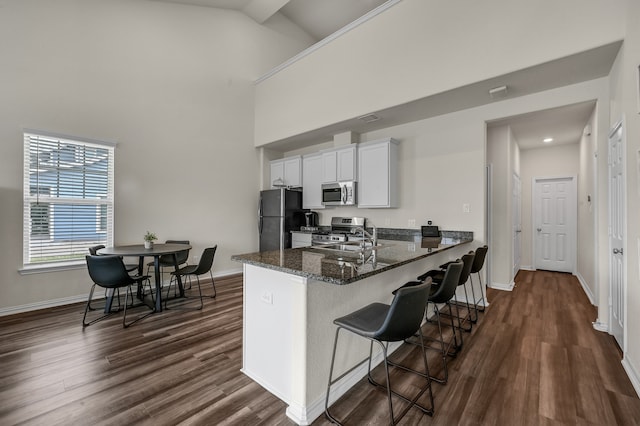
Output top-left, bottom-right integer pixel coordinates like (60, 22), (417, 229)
(232, 238), (473, 285)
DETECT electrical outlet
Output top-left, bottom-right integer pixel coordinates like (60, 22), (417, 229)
(384, 217), (391, 226)
(193, 255), (199, 263)
(408, 243), (416, 252)
(408, 219), (416, 227)
(463, 203), (470, 213)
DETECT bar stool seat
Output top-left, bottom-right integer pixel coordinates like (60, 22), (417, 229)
(325, 280), (434, 425)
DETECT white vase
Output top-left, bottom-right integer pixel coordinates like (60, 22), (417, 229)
(144, 240), (153, 249)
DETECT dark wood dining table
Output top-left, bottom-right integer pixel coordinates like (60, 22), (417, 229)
(98, 243), (191, 312)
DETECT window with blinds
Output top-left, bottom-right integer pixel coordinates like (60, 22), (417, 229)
(23, 131), (115, 268)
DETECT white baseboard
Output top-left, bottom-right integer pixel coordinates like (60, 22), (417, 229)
(592, 320), (609, 332)
(488, 281), (514, 291)
(0, 268), (242, 318)
(0, 294), (91, 317)
(575, 272), (596, 305)
(519, 265), (535, 271)
(622, 357), (640, 398)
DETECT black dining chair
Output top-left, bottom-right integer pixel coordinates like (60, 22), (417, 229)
(83, 255), (154, 328)
(164, 245), (217, 310)
(325, 280), (434, 425)
(87, 244), (141, 310)
(145, 239), (191, 290)
(89, 244), (139, 273)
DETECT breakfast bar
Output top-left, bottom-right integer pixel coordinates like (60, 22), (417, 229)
(232, 231), (473, 425)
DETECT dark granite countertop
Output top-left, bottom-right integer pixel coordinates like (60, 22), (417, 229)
(232, 234), (473, 285)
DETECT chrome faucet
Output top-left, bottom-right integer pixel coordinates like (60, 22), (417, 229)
(351, 223), (377, 248)
(351, 222), (377, 265)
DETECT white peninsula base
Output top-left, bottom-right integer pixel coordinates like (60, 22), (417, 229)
(240, 244), (468, 424)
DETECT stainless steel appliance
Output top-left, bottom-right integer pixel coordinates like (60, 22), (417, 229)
(311, 216), (366, 245)
(258, 188), (308, 251)
(321, 181), (357, 206)
(305, 211), (319, 228)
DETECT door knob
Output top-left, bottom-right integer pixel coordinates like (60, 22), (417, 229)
(537, 228), (542, 232)
(613, 248), (623, 255)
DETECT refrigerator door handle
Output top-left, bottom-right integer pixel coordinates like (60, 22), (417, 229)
(258, 196), (263, 233)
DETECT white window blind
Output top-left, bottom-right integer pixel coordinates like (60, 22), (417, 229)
(23, 131), (115, 268)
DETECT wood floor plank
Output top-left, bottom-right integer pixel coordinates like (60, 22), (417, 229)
(1, 271), (639, 425)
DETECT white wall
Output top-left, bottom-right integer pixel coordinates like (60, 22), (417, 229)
(282, 80), (608, 293)
(0, 0), (314, 311)
(577, 109), (598, 303)
(486, 125), (513, 287)
(254, 0), (626, 146)
(608, 0), (640, 393)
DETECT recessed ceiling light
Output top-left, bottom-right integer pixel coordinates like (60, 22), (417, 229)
(543, 138), (553, 143)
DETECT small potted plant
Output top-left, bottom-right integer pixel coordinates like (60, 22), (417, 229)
(144, 231), (157, 249)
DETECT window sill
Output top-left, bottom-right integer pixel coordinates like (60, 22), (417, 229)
(19, 261), (86, 275)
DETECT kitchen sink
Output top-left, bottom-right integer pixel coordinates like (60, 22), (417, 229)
(320, 257), (391, 274)
(311, 241), (385, 253)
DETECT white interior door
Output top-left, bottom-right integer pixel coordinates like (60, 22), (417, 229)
(512, 173), (522, 277)
(608, 120), (625, 348)
(533, 177), (576, 273)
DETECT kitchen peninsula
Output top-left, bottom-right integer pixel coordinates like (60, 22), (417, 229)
(232, 231), (473, 425)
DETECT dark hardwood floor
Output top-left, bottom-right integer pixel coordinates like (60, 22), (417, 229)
(1, 270), (639, 425)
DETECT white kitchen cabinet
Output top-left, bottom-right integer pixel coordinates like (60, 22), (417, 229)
(291, 231), (312, 248)
(322, 151), (337, 183)
(357, 138), (398, 208)
(321, 145), (357, 183)
(302, 153), (324, 209)
(270, 156), (302, 188)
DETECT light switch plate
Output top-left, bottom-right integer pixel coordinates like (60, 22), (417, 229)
(260, 291), (273, 305)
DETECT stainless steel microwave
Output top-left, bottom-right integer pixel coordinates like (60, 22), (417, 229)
(322, 181), (357, 206)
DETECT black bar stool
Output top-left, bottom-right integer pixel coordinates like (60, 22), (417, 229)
(325, 280), (434, 425)
(396, 260), (463, 384)
(419, 252), (475, 332)
(469, 245), (489, 317)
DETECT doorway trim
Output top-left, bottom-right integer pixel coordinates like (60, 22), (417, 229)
(531, 175), (577, 274)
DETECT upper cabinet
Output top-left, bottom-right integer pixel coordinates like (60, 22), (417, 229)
(302, 153), (324, 209)
(270, 155), (302, 188)
(357, 138), (398, 208)
(321, 145), (357, 183)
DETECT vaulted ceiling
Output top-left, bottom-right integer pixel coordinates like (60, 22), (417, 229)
(150, 0), (616, 151)
(152, 0), (388, 41)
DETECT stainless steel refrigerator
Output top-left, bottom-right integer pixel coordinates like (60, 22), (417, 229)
(258, 188), (307, 251)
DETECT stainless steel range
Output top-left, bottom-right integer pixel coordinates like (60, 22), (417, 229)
(311, 217), (366, 245)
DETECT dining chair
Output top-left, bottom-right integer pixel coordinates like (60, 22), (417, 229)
(87, 244), (140, 311)
(145, 239), (191, 290)
(83, 255), (154, 328)
(164, 245), (217, 310)
(89, 244), (139, 273)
